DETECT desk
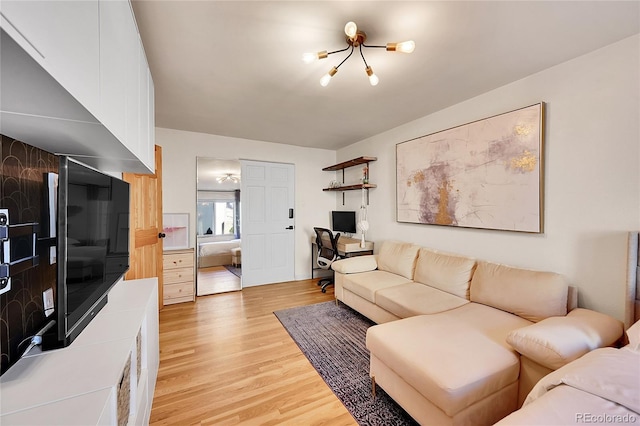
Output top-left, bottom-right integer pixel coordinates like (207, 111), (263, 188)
(311, 235), (374, 279)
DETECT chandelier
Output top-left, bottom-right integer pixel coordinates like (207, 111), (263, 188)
(216, 173), (240, 183)
(303, 21), (415, 87)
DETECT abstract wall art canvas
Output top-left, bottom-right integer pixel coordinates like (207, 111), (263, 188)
(396, 103), (544, 233)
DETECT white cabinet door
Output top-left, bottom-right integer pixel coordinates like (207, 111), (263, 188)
(0, 0), (100, 116)
(138, 51), (155, 171)
(99, 0), (138, 146)
(137, 44), (149, 167)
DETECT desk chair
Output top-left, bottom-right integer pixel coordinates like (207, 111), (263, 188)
(313, 227), (341, 293)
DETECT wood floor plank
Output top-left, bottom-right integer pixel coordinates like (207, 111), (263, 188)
(197, 266), (242, 295)
(150, 279), (356, 425)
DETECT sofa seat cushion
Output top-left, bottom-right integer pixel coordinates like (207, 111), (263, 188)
(342, 270), (413, 303)
(375, 283), (469, 318)
(367, 314), (522, 416)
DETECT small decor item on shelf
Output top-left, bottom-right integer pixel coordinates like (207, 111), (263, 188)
(329, 180), (341, 188)
(362, 165), (369, 184)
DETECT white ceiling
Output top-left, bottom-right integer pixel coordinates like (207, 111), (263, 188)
(131, 1), (639, 151)
(197, 157), (241, 190)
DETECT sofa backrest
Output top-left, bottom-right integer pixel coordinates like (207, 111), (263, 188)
(470, 260), (568, 322)
(377, 240), (420, 280)
(414, 248), (476, 299)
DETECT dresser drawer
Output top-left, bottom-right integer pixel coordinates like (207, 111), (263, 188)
(163, 282), (194, 304)
(164, 267), (194, 285)
(163, 251), (194, 270)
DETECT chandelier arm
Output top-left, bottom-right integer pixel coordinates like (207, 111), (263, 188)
(361, 43), (386, 49)
(359, 44), (370, 68)
(335, 45), (355, 69)
(327, 45), (351, 56)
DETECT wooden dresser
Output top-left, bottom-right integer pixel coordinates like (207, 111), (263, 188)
(163, 248), (195, 305)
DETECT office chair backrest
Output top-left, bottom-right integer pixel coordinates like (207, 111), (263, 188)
(314, 227), (341, 269)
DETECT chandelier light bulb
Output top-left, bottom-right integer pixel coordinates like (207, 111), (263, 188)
(365, 66), (379, 86)
(302, 50), (328, 64)
(320, 67), (338, 87)
(387, 40), (415, 53)
(344, 21), (358, 39)
(302, 52), (316, 63)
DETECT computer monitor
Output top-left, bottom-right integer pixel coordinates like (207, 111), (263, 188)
(331, 211), (357, 234)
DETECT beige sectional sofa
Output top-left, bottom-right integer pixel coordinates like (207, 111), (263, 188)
(331, 241), (624, 426)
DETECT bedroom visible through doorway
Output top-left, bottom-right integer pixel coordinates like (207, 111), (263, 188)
(196, 158), (242, 295)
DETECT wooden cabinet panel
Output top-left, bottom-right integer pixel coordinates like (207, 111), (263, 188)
(163, 249), (195, 305)
(164, 267), (194, 285)
(163, 251), (194, 270)
(163, 282), (193, 304)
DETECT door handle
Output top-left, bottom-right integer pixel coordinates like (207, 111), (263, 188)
(285, 226), (294, 230)
(158, 232), (166, 238)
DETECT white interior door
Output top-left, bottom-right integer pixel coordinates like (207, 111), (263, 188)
(241, 160), (295, 287)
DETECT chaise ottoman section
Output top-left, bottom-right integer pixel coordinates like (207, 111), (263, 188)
(367, 308), (532, 425)
(367, 315), (520, 424)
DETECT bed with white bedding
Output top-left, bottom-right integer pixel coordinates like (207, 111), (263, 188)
(497, 325), (640, 425)
(197, 237), (240, 268)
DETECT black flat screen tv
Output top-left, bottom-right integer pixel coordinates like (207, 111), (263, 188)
(331, 211), (357, 234)
(43, 157), (130, 349)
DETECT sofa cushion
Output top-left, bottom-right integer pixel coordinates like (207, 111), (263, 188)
(367, 314), (521, 417)
(470, 261), (568, 322)
(331, 255), (377, 274)
(342, 270), (412, 303)
(506, 308), (624, 370)
(376, 283), (469, 318)
(414, 249), (476, 299)
(377, 240), (420, 280)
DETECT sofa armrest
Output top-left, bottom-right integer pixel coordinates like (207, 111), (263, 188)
(506, 308), (624, 370)
(331, 255), (377, 274)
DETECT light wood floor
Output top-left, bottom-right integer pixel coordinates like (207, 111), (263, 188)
(150, 279), (357, 425)
(197, 266), (242, 296)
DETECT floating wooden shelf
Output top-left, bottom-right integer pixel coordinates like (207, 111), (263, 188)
(322, 156), (377, 171)
(323, 183), (377, 191)
(322, 157), (377, 205)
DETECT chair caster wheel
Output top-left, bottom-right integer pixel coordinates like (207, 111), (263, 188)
(321, 288), (327, 293)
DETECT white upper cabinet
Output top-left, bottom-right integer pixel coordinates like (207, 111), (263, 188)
(0, 0), (155, 174)
(139, 47), (155, 170)
(0, 1), (100, 118)
(99, 0), (138, 147)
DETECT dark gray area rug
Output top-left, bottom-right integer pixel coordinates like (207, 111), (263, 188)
(274, 301), (418, 426)
(223, 264), (242, 277)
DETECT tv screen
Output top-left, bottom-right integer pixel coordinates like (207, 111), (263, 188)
(47, 157), (130, 348)
(331, 211), (357, 234)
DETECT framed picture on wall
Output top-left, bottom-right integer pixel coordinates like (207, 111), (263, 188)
(163, 213), (189, 250)
(396, 103), (544, 233)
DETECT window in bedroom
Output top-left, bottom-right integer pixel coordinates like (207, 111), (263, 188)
(196, 190), (240, 239)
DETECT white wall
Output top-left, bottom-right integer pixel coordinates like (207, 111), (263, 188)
(157, 128), (336, 280)
(336, 35), (640, 321)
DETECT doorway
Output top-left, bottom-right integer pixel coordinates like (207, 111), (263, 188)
(195, 158), (242, 295)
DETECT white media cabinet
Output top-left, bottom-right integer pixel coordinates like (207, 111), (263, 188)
(0, 278), (159, 425)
